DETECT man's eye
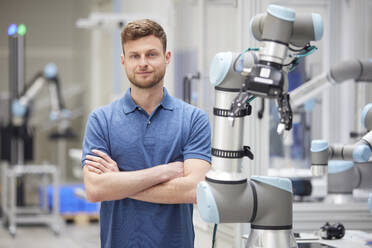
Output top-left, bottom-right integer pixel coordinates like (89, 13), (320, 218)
(131, 55), (138, 59)
(149, 53), (156, 57)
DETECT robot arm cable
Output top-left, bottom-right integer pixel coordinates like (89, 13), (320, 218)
(211, 224), (218, 248)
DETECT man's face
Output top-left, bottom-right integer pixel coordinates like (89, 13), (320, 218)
(121, 35), (171, 89)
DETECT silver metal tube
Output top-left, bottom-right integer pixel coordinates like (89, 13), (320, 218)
(42, 174), (48, 212)
(215, 90), (240, 109)
(1, 163), (8, 216)
(53, 168), (60, 224)
(9, 36), (18, 166)
(209, 157), (245, 181)
(311, 165), (328, 177)
(207, 90), (247, 181)
(57, 121), (68, 180)
(17, 34), (25, 168)
(17, 139), (24, 165)
(17, 34), (25, 95)
(9, 36), (18, 100)
(290, 73), (330, 110)
(20, 77), (46, 105)
(259, 41), (288, 65)
(213, 116), (244, 150)
(9, 168), (16, 235)
(246, 229), (297, 248)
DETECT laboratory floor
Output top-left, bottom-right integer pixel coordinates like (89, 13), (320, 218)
(0, 221), (100, 248)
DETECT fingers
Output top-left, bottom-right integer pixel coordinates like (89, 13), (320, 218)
(86, 165), (103, 174)
(91, 150), (119, 172)
(85, 160), (107, 173)
(86, 150), (119, 173)
(92, 149), (116, 165)
(86, 154), (111, 170)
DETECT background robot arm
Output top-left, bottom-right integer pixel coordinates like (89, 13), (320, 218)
(11, 63), (70, 127)
(290, 59), (372, 109)
(311, 103), (372, 176)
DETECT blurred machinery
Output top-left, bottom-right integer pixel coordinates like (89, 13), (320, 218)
(1, 24), (72, 236)
(272, 59), (372, 234)
(310, 104), (372, 205)
(183, 72), (200, 105)
(325, 161), (363, 204)
(311, 103), (372, 176)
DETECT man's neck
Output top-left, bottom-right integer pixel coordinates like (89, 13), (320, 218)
(130, 83), (164, 115)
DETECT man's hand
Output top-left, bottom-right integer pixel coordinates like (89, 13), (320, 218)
(85, 149), (119, 174)
(83, 153), (185, 202)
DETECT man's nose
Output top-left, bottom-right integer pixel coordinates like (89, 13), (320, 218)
(138, 55), (148, 67)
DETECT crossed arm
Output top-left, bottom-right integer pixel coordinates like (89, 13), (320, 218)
(83, 150), (211, 204)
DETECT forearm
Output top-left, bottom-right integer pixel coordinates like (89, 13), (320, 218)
(130, 160), (211, 204)
(129, 176), (197, 204)
(84, 165), (176, 202)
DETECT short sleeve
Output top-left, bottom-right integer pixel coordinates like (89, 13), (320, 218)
(81, 111), (110, 167)
(183, 110), (211, 163)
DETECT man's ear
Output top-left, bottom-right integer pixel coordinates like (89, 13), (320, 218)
(121, 54), (125, 65)
(165, 51), (171, 65)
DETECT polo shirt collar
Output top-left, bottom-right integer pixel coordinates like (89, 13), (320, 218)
(160, 88), (174, 111)
(122, 87), (174, 114)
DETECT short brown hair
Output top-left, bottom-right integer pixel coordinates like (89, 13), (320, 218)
(121, 19), (167, 53)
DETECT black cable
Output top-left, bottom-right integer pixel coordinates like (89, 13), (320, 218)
(257, 97), (265, 119)
(212, 224), (218, 248)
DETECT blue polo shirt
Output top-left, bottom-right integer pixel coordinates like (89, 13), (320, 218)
(82, 87), (211, 248)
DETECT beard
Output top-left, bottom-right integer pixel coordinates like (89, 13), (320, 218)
(127, 66), (166, 89)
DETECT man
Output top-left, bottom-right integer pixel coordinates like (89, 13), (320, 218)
(81, 19), (211, 248)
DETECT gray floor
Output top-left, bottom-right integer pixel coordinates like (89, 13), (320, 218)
(0, 221), (100, 248)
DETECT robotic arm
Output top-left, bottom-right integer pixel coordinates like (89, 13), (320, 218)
(11, 63), (70, 127)
(230, 5), (323, 134)
(196, 5), (323, 248)
(310, 105), (372, 213)
(290, 60), (372, 110)
(311, 103), (372, 176)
